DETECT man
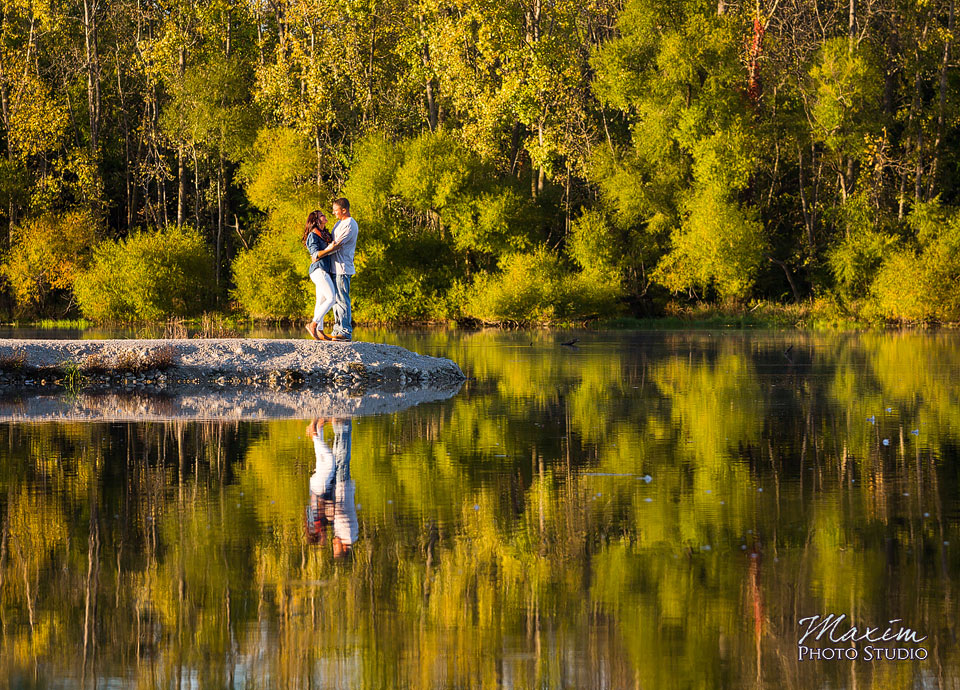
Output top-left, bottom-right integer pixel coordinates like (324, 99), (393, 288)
(314, 197), (358, 342)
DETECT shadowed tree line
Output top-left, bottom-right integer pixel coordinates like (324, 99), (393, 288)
(0, 0), (958, 324)
(0, 332), (958, 687)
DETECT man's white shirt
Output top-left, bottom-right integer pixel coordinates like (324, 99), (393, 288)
(330, 217), (359, 275)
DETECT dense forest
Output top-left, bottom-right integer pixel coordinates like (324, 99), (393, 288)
(0, 0), (958, 324)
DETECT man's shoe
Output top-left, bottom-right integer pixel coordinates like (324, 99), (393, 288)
(317, 329), (332, 341)
(330, 333), (352, 342)
(305, 321), (319, 340)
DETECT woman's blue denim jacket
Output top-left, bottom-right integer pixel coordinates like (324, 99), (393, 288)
(306, 230), (333, 275)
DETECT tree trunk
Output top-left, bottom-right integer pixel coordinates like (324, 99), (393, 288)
(177, 48), (186, 227)
(423, 70), (437, 131)
(418, 12), (438, 131)
(316, 132), (322, 189)
(217, 154), (224, 295)
(116, 43), (133, 231)
(365, 16), (377, 124)
(848, 0), (856, 53)
(255, 2), (265, 65)
(898, 137), (909, 220)
(0, 79), (13, 243)
(929, 0), (954, 195)
(222, 156), (231, 289)
(509, 121), (523, 176)
(160, 175), (168, 227)
(177, 147), (186, 227)
(767, 255), (802, 302)
(915, 130), (923, 205)
(193, 147), (201, 224)
(534, 121), (545, 198)
(82, 0), (101, 154)
(225, 10), (232, 58)
(797, 144), (814, 249)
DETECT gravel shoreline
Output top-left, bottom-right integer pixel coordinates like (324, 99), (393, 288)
(0, 338), (466, 392)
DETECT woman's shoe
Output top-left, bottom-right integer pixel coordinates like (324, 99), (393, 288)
(317, 329), (332, 341)
(305, 322), (320, 340)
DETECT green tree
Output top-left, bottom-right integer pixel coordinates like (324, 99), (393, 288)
(74, 226), (216, 321)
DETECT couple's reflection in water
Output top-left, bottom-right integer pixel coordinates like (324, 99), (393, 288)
(304, 417), (358, 560)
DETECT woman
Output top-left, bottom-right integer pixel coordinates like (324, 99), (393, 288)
(303, 210), (336, 341)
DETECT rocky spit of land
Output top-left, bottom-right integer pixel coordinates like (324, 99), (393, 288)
(0, 339), (466, 420)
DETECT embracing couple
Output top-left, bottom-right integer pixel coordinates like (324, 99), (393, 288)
(303, 197), (358, 342)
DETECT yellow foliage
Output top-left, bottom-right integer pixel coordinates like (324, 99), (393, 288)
(7, 72), (69, 158)
(1, 210), (99, 310)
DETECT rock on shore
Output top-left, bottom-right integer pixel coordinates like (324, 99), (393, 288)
(0, 338), (466, 391)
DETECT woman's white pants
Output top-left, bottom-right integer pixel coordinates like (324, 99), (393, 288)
(310, 269), (336, 326)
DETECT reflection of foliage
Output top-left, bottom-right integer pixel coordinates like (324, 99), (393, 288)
(0, 333), (958, 687)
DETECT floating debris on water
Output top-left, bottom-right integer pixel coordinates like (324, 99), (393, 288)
(867, 415), (876, 424)
(883, 439), (890, 446)
(643, 475), (652, 483)
(912, 429), (920, 435)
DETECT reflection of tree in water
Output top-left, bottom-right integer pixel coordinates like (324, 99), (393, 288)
(0, 332), (957, 687)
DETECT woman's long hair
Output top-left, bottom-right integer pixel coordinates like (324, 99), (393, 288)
(302, 210), (325, 245)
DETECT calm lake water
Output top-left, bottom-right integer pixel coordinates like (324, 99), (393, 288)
(1, 328), (959, 689)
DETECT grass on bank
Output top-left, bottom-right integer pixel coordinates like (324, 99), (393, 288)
(5, 298), (957, 334)
(594, 299), (871, 330)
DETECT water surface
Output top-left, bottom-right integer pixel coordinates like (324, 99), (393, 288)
(1, 330), (958, 689)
